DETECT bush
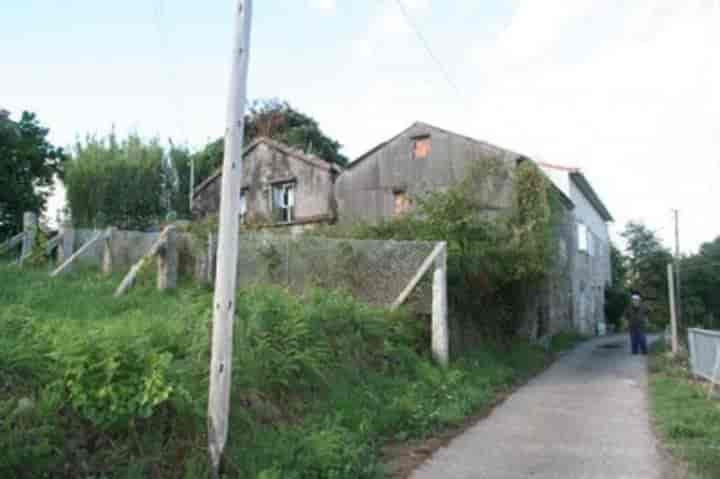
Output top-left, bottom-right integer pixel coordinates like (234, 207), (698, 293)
(322, 160), (560, 343)
(605, 285), (629, 330)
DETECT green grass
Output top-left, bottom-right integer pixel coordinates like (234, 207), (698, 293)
(649, 343), (720, 478)
(1, 265), (570, 478)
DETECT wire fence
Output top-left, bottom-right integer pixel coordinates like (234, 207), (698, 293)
(235, 233), (437, 311)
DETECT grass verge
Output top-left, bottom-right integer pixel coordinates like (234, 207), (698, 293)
(649, 342), (720, 478)
(1, 266), (584, 478)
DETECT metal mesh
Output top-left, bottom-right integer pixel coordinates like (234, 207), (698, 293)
(236, 233), (436, 310)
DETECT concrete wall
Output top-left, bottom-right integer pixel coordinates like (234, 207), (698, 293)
(569, 179), (612, 335)
(335, 122), (519, 224)
(193, 140), (337, 227)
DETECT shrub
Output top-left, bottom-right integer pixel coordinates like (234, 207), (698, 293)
(50, 327), (188, 430)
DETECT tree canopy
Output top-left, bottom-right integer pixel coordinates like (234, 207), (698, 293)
(621, 221), (673, 301)
(189, 99), (348, 189)
(681, 236), (720, 329)
(0, 110), (66, 239)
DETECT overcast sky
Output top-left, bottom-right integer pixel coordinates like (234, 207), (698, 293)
(2, 0), (718, 253)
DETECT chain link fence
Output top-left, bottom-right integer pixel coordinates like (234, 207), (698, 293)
(235, 233), (437, 311)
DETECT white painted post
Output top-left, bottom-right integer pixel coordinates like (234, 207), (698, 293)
(432, 242), (449, 366)
(208, 1), (252, 475)
(667, 263), (679, 355)
(157, 226), (178, 291)
(58, 221), (75, 267)
(20, 212), (37, 264)
(102, 227), (116, 275)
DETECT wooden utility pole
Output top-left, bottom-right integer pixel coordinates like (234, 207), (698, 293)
(673, 209), (682, 328)
(207, 1), (252, 476)
(189, 155), (195, 214)
(667, 263), (679, 355)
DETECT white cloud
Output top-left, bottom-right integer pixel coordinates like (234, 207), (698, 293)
(327, 0), (720, 252)
(308, 0), (336, 13)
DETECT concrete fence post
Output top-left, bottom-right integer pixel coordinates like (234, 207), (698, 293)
(20, 212), (38, 264)
(158, 226), (178, 291)
(102, 227), (116, 275)
(58, 221), (75, 268)
(432, 242), (449, 366)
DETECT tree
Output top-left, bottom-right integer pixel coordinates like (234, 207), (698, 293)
(605, 244), (630, 329)
(190, 99), (348, 188)
(682, 236), (720, 329)
(620, 221), (673, 324)
(0, 110), (66, 239)
(65, 133), (169, 230)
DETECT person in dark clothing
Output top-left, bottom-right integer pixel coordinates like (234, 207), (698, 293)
(626, 293), (648, 355)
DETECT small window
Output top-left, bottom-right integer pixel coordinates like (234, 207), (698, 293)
(577, 223), (588, 253)
(270, 182), (295, 224)
(393, 190), (412, 217)
(412, 136), (431, 160)
(239, 189), (248, 224)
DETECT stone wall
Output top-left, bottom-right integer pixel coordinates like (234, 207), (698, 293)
(192, 139), (337, 228)
(335, 122), (521, 224)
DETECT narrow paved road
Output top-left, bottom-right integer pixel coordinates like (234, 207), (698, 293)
(411, 335), (670, 479)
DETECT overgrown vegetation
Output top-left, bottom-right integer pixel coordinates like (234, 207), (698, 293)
(0, 266), (569, 478)
(65, 133), (173, 230)
(321, 160), (561, 343)
(649, 343), (720, 478)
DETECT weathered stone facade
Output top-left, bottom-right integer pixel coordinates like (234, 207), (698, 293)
(335, 122), (578, 338)
(192, 137), (340, 232)
(540, 163), (613, 335)
(335, 122), (521, 222)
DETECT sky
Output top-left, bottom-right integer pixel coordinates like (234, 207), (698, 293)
(2, 0), (719, 253)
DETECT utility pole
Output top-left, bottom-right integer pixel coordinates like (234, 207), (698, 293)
(673, 209), (682, 329)
(189, 155), (195, 214)
(667, 263), (679, 355)
(207, 1), (252, 476)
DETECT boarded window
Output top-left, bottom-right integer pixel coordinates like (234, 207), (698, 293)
(270, 182), (295, 223)
(412, 136), (431, 159)
(393, 191), (412, 217)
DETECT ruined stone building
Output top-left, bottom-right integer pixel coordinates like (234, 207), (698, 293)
(192, 137), (341, 234)
(334, 121), (612, 338)
(193, 123), (613, 337)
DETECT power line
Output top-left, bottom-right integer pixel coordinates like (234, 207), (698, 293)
(393, 0), (463, 98)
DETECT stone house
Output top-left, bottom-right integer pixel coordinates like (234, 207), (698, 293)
(539, 162), (614, 335)
(192, 137), (341, 234)
(334, 121), (578, 339)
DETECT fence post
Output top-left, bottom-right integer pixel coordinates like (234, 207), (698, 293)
(432, 242), (449, 366)
(667, 263), (679, 355)
(688, 328), (697, 377)
(58, 220), (75, 267)
(158, 226), (178, 291)
(20, 212), (38, 264)
(102, 227), (116, 275)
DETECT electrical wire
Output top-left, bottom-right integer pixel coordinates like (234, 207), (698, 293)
(393, 0), (463, 98)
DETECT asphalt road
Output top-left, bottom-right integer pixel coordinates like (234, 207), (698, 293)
(411, 335), (671, 479)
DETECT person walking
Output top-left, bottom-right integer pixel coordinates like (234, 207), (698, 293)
(626, 293), (648, 355)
